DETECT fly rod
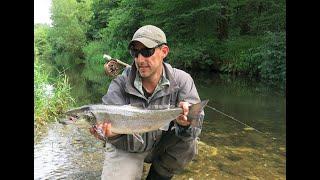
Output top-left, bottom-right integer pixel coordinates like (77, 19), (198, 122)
(206, 104), (265, 134)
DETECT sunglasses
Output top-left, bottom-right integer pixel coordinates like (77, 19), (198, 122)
(129, 44), (164, 58)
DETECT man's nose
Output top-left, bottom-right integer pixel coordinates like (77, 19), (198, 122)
(136, 54), (147, 62)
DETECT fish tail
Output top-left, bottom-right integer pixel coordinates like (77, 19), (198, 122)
(188, 100), (209, 127)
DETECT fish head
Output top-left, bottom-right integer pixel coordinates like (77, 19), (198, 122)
(65, 106), (90, 115)
(64, 106), (95, 124)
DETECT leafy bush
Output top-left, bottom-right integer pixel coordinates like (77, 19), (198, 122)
(219, 35), (264, 74)
(217, 31), (285, 88)
(168, 38), (221, 71)
(258, 31), (286, 85)
(238, 31), (286, 85)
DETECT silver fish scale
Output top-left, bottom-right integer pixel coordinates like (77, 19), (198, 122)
(85, 105), (182, 134)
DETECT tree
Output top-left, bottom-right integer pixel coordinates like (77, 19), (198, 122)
(49, 0), (92, 69)
(34, 24), (52, 64)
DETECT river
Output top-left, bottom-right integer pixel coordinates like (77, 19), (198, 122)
(34, 72), (286, 180)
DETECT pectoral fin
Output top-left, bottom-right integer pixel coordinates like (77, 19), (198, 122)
(133, 133), (144, 144)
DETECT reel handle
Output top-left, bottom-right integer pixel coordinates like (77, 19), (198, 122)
(103, 54), (131, 77)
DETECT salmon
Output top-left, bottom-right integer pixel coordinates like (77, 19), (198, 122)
(63, 100), (208, 143)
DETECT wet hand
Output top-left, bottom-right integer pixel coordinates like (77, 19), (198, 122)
(176, 101), (191, 126)
(89, 121), (119, 140)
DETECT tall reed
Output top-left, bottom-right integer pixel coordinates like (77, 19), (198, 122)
(34, 60), (75, 133)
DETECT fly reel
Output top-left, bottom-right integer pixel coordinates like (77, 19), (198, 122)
(103, 54), (130, 77)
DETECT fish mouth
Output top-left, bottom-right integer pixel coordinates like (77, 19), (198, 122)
(58, 116), (78, 125)
(68, 115), (79, 120)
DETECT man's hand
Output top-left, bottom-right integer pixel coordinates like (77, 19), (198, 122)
(176, 101), (191, 126)
(89, 121), (119, 140)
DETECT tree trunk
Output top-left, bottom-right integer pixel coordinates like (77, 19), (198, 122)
(217, 0), (229, 40)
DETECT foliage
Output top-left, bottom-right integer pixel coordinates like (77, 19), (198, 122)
(34, 24), (53, 70)
(34, 58), (75, 131)
(168, 38), (220, 71)
(87, 0), (119, 40)
(229, 0), (286, 35)
(219, 35), (265, 74)
(49, 0), (92, 70)
(215, 31), (285, 89)
(257, 32), (286, 85)
(82, 41), (113, 102)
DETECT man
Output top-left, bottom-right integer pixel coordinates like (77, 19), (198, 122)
(91, 25), (204, 180)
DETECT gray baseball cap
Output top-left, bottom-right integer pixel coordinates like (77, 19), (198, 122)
(129, 25), (167, 48)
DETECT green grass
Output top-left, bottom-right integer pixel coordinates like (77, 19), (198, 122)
(34, 59), (75, 133)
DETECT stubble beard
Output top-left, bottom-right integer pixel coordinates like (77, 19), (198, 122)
(139, 67), (153, 78)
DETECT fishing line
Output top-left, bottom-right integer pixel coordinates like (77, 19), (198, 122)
(206, 104), (265, 134)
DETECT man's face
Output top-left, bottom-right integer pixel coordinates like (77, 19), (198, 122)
(132, 42), (168, 79)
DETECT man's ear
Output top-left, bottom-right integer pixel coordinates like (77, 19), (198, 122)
(161, 45), (169, 59)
